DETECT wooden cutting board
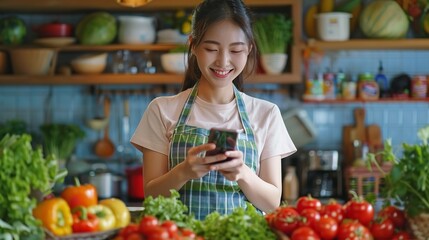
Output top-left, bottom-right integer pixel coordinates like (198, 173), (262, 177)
(342, 107), (367, 168)
(366, 124), (382, 152)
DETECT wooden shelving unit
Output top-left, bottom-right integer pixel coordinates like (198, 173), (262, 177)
(0, 0), (303, 86)
(302, 98), (429, 104)
(307, 38), (429, 50)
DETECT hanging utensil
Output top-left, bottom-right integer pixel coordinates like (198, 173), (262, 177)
(94, 95), (115, 158)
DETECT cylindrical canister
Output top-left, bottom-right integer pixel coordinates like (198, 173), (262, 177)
(411, 75), (427, 99)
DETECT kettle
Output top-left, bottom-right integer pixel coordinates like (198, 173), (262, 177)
(118, 16), (156, 44)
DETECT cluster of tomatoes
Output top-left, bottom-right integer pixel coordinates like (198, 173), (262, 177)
(266, 195), (411, 240)
(114, 215), (203, 240)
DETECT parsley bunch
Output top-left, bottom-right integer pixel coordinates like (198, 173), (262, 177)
(369, 125), (429, 216)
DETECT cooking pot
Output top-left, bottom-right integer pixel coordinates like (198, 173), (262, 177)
(79, 163), (123, 199)
(126, 165), (144, 200)
(118, 16), (155, 44)
(34, 22), (73, 38)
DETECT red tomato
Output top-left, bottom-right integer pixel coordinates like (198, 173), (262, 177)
(378, 206), (406, 229)
(321, 200), (344, 223)
(344, 198), (374, 226)
(370, 217), (395, 240)
(273, 206), (300, 235)
(392, 231), (412, 240)
(119, 224), (140, 238)
(126, 233), (144, 240)
(146, 226), (169, 240)
(296, 195), (322, 213)
(265, 211), (276, 227)
(160, 220), (178, 238)
(337, 220), (372, 240)
(312, 216), (338, 240)
(181, 228), (196, 238)
(299, 208), (321, 227)
(139, 215), (159, 235)
(291, 226), (320, 240)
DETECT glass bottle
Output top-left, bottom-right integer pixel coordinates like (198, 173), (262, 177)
(282, 166), (299, 203)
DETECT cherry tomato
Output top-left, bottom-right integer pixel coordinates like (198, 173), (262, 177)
(139, 215), (159, 235)
(265, 211), (276, 227)
(320, 200), (344, 223)
(296, 195), (322, 213)
(299, 208), (321, 227)
(337, 220), (372, 240)
(291, 226), (320, 240)
(378, 205), (406, 229)
(160, 220), (178, 238)
(392, 231), (412, 240)
(273, 206), (300, 235)
(181, 228), (196, 238)
(312, 215), (338, 240)
(119, 223), (140, 238)
(344, 198), (374, 226)
(126, 233), (144, 240)
(370, 217), (395, 240)
(146, 226), (169, 240)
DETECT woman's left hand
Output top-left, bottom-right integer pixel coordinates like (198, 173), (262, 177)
(212, 150), (247, 181)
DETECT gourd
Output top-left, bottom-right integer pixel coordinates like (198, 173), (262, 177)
(360, 0), (409, 39)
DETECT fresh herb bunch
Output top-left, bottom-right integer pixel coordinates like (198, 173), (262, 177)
(195, 202), (276, 240)
(253, 14), (292, 54)
(141, 190), (196, 229)
(368, 125), (429, 216)
(0, 134), (67, 239)
(40, 123), (85, 161)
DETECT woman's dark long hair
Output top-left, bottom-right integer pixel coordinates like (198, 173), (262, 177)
(181, 0), (258, 91)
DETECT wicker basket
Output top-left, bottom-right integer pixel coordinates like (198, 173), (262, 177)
(407, 213), (429, 240)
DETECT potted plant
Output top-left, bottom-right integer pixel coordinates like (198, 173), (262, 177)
(253, 13), (292, 74)
(40, 123), (85, 168)
(369, 125), (429, 239)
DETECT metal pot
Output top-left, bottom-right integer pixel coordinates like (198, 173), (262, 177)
(79, 163), (123, 199)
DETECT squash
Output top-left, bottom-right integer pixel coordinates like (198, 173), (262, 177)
(359, 0), (409, 39)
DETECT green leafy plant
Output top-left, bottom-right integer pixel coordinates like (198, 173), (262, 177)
(0, 134), (67, 239)
(368, 125), (429, 216)
(40, 123), (85, 162)
(253, 14), (293, 54)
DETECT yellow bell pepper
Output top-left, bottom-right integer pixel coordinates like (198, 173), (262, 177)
(99, 198), (131, 228)
(87, 204), (116, 231)
(32, 197), (73, 236)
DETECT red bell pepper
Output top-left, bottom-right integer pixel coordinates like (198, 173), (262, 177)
(61, 177), (98, 209)
(72, 206), (99, 233)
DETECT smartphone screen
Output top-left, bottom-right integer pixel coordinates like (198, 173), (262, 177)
(205, 128), (238, 158)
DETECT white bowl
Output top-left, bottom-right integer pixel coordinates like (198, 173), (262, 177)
(161, 52), (188, 74)
(71, 53), (107, 74)
(316, 12), (351, 41)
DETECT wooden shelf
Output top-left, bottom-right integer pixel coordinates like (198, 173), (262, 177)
(307, 39), (429, 50)
(0, 0), (299, 12)
(0, 0), (303, 86)
(302, 97), (429, 104)
(0, 44), (179, 52)
(0, 73), (300, 85)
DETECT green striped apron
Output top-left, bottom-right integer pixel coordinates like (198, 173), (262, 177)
(169, 83), (259, 220)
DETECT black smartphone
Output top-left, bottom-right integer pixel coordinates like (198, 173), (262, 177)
(205, 128), (238, 162)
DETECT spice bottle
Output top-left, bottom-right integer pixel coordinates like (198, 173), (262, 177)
(282, 166), (299, 203)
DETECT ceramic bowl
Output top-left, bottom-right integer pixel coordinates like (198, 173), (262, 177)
(71, 53), (107, 74)
(160, 52), (188, 74)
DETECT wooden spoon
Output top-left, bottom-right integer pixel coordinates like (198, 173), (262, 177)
(94, 96), (115, 158)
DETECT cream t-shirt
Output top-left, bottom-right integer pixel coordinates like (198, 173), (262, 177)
(131, 88), (296, 162)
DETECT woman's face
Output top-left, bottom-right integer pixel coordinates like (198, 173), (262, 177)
(193, 19), (251, 88)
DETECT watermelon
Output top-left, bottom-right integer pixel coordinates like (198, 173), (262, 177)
(359, 0), (409, 39)
(76, 12), (117, 45)
(0, 16), (27, 45)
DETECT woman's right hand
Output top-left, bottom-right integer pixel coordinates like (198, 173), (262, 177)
(180, 143), (229, 179)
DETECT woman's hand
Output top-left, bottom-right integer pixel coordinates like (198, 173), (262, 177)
(213, 150), (247, 181)
(180, 143), (224, 179)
